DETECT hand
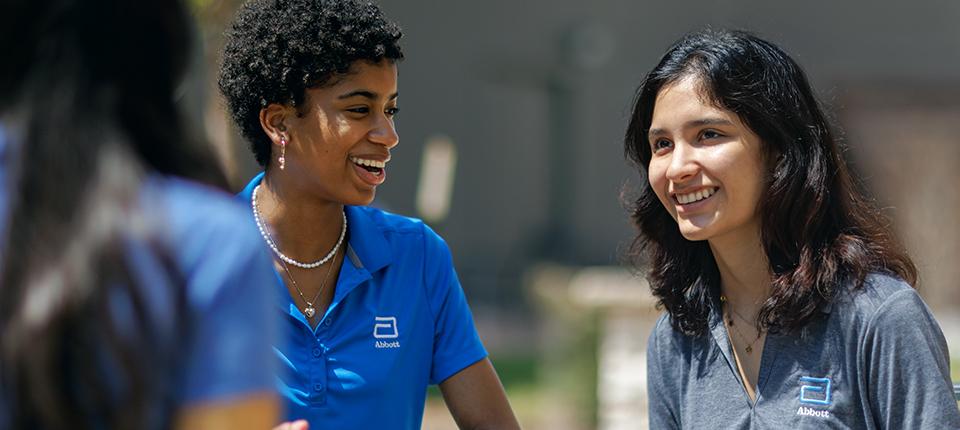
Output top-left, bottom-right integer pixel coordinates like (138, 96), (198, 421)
(272, 420), (309, 430)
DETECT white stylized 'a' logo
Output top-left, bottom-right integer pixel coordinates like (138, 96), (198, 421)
(373, 316), (398, 339)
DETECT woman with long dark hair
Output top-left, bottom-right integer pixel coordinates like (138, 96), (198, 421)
(625, 29), (960, 428)
(0, 0), (279, 428)
(218, 0), (519, 428)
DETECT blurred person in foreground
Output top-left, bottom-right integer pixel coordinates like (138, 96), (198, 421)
(218, 0), (519, 428)
(624, 29), (960, 428)
(0, 0), (279, 429)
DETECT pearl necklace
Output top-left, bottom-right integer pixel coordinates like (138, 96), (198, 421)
(252, 184), (347, 269)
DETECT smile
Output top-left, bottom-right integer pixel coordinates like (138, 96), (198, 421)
(350, 155), (388, 187)
(674, 187), (717, 205)
(349, 156), (387, 175)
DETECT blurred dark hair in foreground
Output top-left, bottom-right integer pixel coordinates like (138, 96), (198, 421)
(0, 0), (227, 428)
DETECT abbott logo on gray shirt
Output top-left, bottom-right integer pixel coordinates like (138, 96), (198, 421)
(798, 376), (831, 405)
(797, 376), (832, 418)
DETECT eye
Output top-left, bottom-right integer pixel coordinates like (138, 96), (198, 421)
(701, 129), (724, 140)
(346, 106), (370, 114)
(385, 106), (399, 116)
(651, 138), (672, 154)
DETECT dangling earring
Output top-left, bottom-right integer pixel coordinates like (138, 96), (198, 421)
(279, 135), (287, 170)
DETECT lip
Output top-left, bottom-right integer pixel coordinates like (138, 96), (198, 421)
(672, 186), (718, 214)
(351, 162), (386, 187)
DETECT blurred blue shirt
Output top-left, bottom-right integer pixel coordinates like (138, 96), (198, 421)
(0, 125), (277, 425)
(239, 172), (487, 429)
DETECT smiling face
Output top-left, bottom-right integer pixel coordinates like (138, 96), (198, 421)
(281, 59), (399, 206)
(647, 76), (767, 245)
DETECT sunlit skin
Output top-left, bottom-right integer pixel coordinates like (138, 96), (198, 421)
(256, 60), (520, 430)
(647, 76), (772, 402)
(647, 76), (766, 247)
(266, 59), (400, 211)
(254, 59), (399, 321)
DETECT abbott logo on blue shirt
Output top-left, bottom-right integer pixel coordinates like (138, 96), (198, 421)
(374, 316), (400, 349)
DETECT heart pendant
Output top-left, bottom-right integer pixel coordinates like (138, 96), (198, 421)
(304, 306), (316, 318)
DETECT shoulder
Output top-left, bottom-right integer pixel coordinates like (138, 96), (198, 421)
(648, 312), (687, 359)
(354, 205), (430, 235)
(835, 273), (922, 320)
(353, 205), (449, 253)
(143, 176), (269, 287)
(830, 273), (946, 347)
(151, 175), (251, 228)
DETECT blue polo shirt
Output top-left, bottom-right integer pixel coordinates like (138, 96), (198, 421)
(239, 173), (488, 429)
(0, 126), (277, 427)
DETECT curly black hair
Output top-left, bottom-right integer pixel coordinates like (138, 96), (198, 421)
(219, 0), (403, 167)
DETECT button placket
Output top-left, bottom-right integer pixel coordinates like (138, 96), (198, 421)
(311, 341), (329, 406)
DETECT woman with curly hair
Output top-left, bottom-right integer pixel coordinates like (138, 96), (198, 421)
(625, 29), (960, 428)
(219, 1), (519, 428)
(0, 0), (278, 429)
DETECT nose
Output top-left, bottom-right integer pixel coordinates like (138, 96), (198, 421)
(368, 114), (399, 149)
(665, 141), (699, 183)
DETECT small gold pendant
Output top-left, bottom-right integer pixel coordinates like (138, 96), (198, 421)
(745, 345), (753, 354)
(304, 306), (316, 318)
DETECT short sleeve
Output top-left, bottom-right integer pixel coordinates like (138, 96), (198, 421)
(421, 224), (487, 385)
(647, 314), (681, 430)
(166, 184), (277, 405)
(863, 289), (960, 428)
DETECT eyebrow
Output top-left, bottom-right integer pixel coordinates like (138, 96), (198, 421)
(647, 117), (735, 139)
(337, 90), (399, 101)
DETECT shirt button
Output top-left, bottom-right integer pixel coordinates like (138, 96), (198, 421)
(323, 318), (332, 327)
(313, 383), (325, 392)
(312, 347), (322, 357)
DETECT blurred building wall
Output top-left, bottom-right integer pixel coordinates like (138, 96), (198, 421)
(210, 0), (960, 309)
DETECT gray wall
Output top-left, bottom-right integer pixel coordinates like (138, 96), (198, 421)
(232, 0), (960, 306)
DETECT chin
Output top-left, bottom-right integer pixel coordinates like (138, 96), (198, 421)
(677, 222), (714, 242)
(679, 230), (710, 242)
(345, 190), (377, 206)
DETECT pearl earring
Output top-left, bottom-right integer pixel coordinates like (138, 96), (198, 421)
(279, 135), (287, 170)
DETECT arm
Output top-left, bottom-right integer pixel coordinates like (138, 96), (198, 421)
(175, 393), (280, 430)
(171, 197), (282, 429)
(864, 289), (960, 429)
(420, 224), (519, 429)
(440, 359), (521, 430)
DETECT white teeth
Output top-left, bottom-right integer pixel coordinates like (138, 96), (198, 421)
(350, 156), (386, 168)
(676, 188), (716, 205)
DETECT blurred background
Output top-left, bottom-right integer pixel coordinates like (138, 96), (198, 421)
(186, 0), (960, 428)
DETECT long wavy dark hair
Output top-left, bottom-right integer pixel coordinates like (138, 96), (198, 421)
(624, 29), (917, 337)
(0, 0), (225, 428)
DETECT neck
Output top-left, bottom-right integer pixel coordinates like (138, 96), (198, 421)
(709, 224), (770, 319)
(258, 169), (346, 261)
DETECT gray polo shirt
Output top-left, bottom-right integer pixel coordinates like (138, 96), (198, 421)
(647, 274), (960, 429)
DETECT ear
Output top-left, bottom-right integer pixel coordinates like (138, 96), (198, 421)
(259, 103), (293, 145)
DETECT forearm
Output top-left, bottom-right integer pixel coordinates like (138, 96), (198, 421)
(440, 359), (521, 430)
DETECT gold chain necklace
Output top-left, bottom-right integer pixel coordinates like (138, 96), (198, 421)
(721, 295), (763, 354)
(278, 248), (338, 319)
